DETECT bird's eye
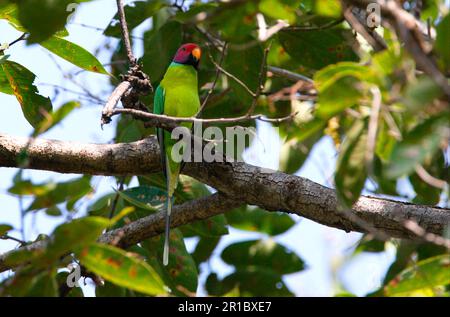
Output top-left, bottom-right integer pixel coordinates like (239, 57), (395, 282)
(182, 48), (186, 51)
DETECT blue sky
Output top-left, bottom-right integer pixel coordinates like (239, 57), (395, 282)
(0, 0), (396, 296)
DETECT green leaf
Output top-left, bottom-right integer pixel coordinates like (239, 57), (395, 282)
(27, 176), (92, 211)
(279, 28), (357, 70)
(77, 243), (166, 296)
(384, 255), (450, 296)
(192, 236), (221, 266)
(142, 21), (182, 83)
(385, 116), (448, 179)
(225, 44), (263, 105)
(177, 177), (229, 238)
(403, 76), (443, 112)
(221, 239), (305, 275)
(435, 14), (450, 70)
(33, 101), (80, 136)
(24, 269), (58, 297)
(1, 60), (52, 128)
(48, 216), (110, 259)
(117, 185), (166, 212)
(0, 62), (14, 94)
(40, 36), (109, 74)
(0, 224), (13, 236)
(0, 3), (26, 31)
(142, 229), (198, 295)
(45, 206), (62, 216)
(314, 0), (342, 18)
(314, 62), (374, 118)
(354, 236), (385, 254)
(375, 119), (396, 163)
(9, 178), (55, 196)
(15, 0), (89, 43)
(335, 119), (368, 208)
(208, 268), (294, 297)
(259, 0), (301, 24)
(104, 0), (165, 37)
(226, 206), (295, 236)
(0, 267), (58, 297)
(173, 3), (218, 23)
(96, 281), (127, 297)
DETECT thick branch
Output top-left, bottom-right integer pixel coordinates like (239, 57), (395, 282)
(1, 133), (448, 241)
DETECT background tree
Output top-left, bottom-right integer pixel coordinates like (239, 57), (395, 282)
(0, 0), (449, 297)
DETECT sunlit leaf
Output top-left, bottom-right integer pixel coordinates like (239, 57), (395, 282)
(259, 0), (301, 24)
(384, 255), (450, 296)
(77, 243), (166, 296)
(1, 60), (52, 128)
(40, 36), (109, 74)
(117, 185), (166, 212)
(0, 224), (13, 236)
(314, 0), (342, 18)
(33, 101), (80, 136)
(27, 176), (92, 211)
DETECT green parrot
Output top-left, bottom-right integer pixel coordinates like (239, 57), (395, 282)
(153, 43), (202, 266)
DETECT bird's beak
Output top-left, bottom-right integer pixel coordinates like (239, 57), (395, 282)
(192, 47), (201, 61)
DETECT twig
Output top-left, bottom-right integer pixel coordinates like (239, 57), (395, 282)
(343, 6), (387, 52)
(101, 81), (132, 126)
(0, 234), (26, 246)
(268, 66), (313, 83)
(108, 176), (126, 219)
(415, 165), (447, 190)
(0, 33), (28, 53)
(116, 0), (136, 66)
(403, 220), (450, 249)
(9, 32), (28, 47)
(197, 43), (228, 117)
(246, 43), (270, 116)
(286, 18), (345, 31)
(345, 0), (450, 97)
(110, 107), (296, 130)
(208, 52), (256, 98)
(101, 0), (154, 126)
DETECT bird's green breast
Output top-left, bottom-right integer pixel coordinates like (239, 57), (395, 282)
(159, 63), (200, 118)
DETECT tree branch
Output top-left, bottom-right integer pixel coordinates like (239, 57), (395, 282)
(116, 0), (135, 66)
(0, 192), (241, 273)
(344, 0), (450, 97)
(100, 0), (152, 126)
(1, 133), (448, 243)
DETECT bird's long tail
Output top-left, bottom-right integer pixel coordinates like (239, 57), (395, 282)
(163, 195), (172, 266)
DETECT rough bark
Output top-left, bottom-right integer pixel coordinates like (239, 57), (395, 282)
(1, 133), (448, 242)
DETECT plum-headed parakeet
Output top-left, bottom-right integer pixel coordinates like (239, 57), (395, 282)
(153, 43), (201, 265)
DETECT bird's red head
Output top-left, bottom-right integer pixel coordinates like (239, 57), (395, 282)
(173, 43), (201, 69)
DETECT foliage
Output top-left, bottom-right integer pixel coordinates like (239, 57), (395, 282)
(0, 0), (449, 297)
